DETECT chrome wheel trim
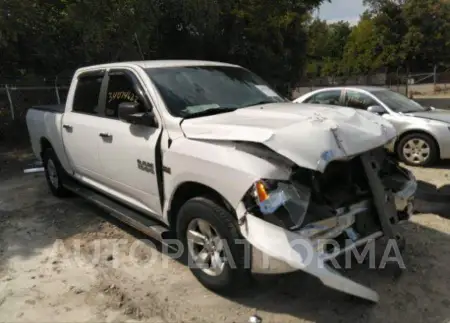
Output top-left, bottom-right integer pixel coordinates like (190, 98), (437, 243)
(186, 218), (225, 277)
(402, 138), (430, 165)
(47, 159), (59, 188)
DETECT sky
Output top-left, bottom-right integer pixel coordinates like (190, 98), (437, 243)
(318, 0), (366, 25)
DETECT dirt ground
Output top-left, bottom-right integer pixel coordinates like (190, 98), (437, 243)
(1, 148), (450, 323)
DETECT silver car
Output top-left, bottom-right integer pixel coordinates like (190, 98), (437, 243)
(294, 86), (450, 167)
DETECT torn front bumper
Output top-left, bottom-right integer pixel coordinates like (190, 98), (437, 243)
(238, 203), (382, 303)
(237, 150), (415, 303)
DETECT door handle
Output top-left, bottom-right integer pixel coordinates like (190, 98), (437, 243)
(99, 132), (112, 138)
(62, 124), (73, 131)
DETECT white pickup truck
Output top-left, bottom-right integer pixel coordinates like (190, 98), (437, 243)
(26, 60), (417, 303)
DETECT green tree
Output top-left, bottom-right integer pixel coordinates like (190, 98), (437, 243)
(341, 14), (379, 75)
(322, 21), (352, 75)
(0, 0), (327, 95)
(305, 18), (352, 77)
(401, 0), (450, 69)
(305, 18), (330, 76)
(363, 0), (450, 70)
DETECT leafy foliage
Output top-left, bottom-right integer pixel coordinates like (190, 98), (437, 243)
(0, 0), (326, 95)
(307, 0), (450, 77)
(2, 0), (450, 87)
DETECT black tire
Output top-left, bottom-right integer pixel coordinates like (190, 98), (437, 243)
(396, 133), (438, 167)
(176, 197), (251, 295)
(42, 148), (71, 197)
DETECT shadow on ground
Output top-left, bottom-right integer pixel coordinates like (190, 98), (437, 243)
(422, 159), (450, 171)
(414, 179), (450, 220)
(229, 219), (450, 323)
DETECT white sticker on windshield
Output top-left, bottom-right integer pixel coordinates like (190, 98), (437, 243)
(255, 85), (279, 97)
(183, 104), (220, 114)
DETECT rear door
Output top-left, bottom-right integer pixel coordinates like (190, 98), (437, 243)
(96, 68), (163, 216)
(61, 70), (107, 183)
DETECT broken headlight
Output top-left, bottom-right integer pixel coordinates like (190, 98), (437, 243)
(248, 179), (311, 230)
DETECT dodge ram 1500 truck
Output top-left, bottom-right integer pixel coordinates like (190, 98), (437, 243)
(26, 60), (417, 303)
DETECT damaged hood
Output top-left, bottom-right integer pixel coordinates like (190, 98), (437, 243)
(181, 103), (396, 172)
(405, 109), (450, 124)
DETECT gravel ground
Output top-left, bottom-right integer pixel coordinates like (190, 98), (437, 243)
(1, 148), (450, 323)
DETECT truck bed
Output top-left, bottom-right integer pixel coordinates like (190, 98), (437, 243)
(31, 104), (65, 113)
(26, 106), (71, 171)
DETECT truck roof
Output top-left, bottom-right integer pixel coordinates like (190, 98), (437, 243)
(77, 60), (240, 73)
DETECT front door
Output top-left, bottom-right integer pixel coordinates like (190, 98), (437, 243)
(342, 90), (378, 110)
(61, 70), (106, 183)
(96, 69), (162, 216)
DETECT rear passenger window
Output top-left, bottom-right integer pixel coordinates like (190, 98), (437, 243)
(304, 90), (341, 106)
(72, 74), (103, 115)
(105, 73), (146, 118)
(344, 90), (377, 110)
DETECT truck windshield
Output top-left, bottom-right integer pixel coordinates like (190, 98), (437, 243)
(145, 65), (286, 118)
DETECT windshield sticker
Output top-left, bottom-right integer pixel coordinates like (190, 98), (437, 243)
(255, 85), (279, 98)
(183, 104), (220, 114)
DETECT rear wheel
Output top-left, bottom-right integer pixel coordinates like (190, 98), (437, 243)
(397, 133), (438, 167)
(43, 148), (71, 197)
(176, 197), (251, 295)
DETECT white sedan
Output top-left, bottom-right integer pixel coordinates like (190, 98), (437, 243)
(294, 86), (450, 167)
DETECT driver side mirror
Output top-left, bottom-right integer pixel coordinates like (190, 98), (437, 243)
(118, 102), (158, 127)
(367, 105), (386, 115)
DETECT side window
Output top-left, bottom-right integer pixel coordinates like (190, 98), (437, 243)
(72, 74), (104, 115)
(304, 90), (342, 106)
(105, 72), (146, 118)
(344, 90), (377, 110)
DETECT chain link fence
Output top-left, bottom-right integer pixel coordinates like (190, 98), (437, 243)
(2, 67), (450, 145)
(0, 84), (70, 145)
(293, 67), (450, 100)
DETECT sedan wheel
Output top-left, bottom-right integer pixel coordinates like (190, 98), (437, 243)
(397, 133), (438, 167)
(402, 138), (430, 165)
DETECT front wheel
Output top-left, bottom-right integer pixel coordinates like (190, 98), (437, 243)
(176, 197), (251, 295)
(396, 133), (438, 167)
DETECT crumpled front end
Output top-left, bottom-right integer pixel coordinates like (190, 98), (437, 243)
(236, 147), (416, 302)
(181, 103), (397, 173)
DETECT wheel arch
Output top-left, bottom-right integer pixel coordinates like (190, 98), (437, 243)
(40, 137), (53, 158)
(395, 129), (441, 160)
(167, 181), (237, 233)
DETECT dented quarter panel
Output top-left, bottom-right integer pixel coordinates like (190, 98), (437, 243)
(181, 103), (397, 172)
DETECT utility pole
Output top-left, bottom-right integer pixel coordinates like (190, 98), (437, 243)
(134, 33), (145, 60)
